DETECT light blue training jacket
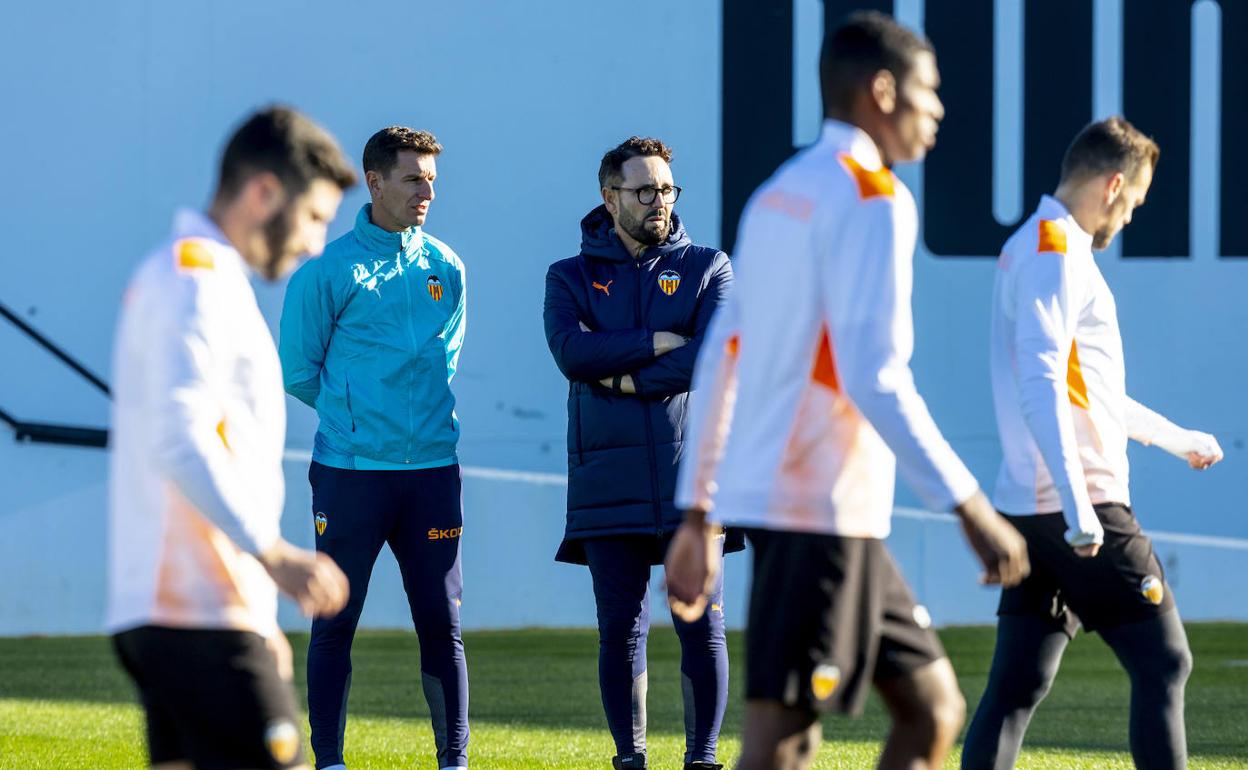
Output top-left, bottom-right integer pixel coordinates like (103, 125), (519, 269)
(279, 203), (466, 470)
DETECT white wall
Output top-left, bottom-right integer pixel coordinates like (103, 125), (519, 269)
(1, 0), (1245, 636)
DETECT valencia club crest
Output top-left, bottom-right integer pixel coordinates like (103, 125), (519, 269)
(658, 269), (681, 296)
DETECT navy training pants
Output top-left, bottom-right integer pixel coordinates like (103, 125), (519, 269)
(583, 533), (728, 765)
(305, 461), (469, 769)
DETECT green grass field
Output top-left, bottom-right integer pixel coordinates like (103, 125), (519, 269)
(1, 624), (1245, 769)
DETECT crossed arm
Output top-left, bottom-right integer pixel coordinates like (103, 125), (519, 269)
(543, 254), (734, 397)
(575, 321), (686, 393)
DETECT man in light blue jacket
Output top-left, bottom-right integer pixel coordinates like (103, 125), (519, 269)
(279, 125), (468, 770)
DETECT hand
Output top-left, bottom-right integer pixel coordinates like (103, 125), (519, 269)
(653, 331), (688, 356)
(598, 374), (636, 393)
(1183, 431), (1223, 470)
(265, 630), (295, 681)
(664, 513), (720, 623)
(1153, 425), (1223, 469)
(258, 539), (349, 617)
(1065, 525), (1104, 558)
(954, 490), (1030, 587)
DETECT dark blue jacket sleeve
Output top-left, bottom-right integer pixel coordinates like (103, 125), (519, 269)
(544, 262), (655, 382)
(632, 251), (734, 399)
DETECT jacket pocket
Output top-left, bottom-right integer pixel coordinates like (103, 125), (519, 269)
(344, 375), (356, 432)
(408, 346), (459, 458)
(571, 387), (584, 465)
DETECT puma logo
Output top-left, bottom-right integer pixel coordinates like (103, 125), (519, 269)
(592, 280), (613, 297)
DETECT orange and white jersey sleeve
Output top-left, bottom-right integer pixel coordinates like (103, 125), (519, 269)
(817, 154), (980, 517)
(676, 120), (978, 538)
(991, 195), (1133, 545)
(675, 284), (741, 516)
(107, 209), (285, 637)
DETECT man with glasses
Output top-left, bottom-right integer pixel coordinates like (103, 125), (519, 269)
(543, 136), (738, 770)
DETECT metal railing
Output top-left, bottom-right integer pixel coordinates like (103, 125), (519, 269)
(0, 300), (109, 448)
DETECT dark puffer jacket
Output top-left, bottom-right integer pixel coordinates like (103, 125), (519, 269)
(544, 205), (737, 564)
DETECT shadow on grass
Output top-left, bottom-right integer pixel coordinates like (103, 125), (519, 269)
(2, 625), (1245, 760)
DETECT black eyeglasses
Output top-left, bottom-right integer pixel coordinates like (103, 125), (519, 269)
(610, 185), (682, 205)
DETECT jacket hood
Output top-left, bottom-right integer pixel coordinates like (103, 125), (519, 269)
(579, 204), (690, 263)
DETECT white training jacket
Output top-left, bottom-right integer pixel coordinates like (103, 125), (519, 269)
(991, 195), (1189, 544)
(107, 209), (284, 637)
(675, 120), (979, 538)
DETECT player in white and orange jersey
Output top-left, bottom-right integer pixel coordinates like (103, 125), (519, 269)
(665, 12), (1028, 770)
(109, 107), (354, 770)
(961, 118), (1223, 770)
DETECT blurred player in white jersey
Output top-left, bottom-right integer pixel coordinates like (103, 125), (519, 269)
(666, 12), (1028, 770)
(108, 107), (354, 770)
(961, 117), (1223, 770)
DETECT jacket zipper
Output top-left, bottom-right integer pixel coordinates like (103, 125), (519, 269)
(635, 257), (664, 538)
(402, 251), (418, 463)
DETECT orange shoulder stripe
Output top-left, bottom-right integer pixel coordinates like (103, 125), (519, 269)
(175, 238), (215, 271)
(837, 153), (895, 200)
(1037, 220), (1067, 255)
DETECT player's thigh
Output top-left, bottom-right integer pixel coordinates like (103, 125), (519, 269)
(585, 536), (655, 612)
(744, 529), (879, 715)
(389, 464), (464, 577)
(872, 543), (949, 685)
(739, 699), (821, 768)
(1060, 504), (1176, 632)
(196, 632), (304, 769)
(151, 628), (306, 770)
(875, 657), (963, 726)
(308, 462), (390, 571)
(998, 513), (1082, 636)
(114, 630), (192, 766)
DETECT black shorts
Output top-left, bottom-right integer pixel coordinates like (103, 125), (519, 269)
(112, 626), (305, 769)
(743, 528), (945, 715)
(999, 503), (1176, 636)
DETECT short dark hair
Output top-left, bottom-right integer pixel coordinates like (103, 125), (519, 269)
(1059, 116), (1160, 185)
(819, 11), (934, 117)
(598, 136), (674, 189)
(362, 126), (443, 177)
(217, 106), (356, 200)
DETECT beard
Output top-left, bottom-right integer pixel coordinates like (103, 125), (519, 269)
(260, 207), (297, 280)
(617, 206), (670, 247)
(1093, 194), (1133, 251)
